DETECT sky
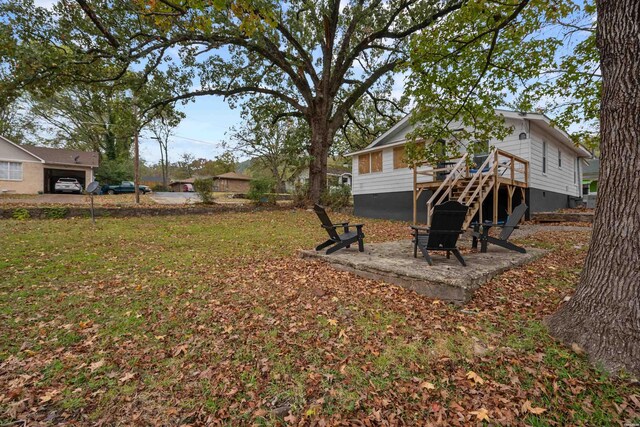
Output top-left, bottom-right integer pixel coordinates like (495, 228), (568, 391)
(138, 97), (243, 165)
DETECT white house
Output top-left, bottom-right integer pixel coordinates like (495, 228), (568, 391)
(347, 109), (591, 223)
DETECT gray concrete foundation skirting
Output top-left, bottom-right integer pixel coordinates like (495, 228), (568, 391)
(301, 241), (546, 304)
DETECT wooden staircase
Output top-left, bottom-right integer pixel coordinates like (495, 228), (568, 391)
(426, 150), (498, 229)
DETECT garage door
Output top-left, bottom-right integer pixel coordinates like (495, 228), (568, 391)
(44, 168), (87, 193)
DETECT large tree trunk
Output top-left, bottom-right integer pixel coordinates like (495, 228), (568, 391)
(547, 0), (640, 376)
(308, 117), (333, 203)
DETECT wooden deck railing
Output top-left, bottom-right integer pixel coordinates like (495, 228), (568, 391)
(412, 149), (529, 224)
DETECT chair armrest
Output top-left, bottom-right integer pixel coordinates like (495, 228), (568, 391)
(322, 223), (364, 230)
(410, 225), (430, 231)
(321, 224), (340, 230)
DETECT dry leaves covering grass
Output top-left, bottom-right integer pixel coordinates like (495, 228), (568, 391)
(0, 210), (638, 426)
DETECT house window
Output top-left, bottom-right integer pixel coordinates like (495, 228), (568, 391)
(0, 161), (23, 181)
(558, 148), (562, 168)
(371, 150), (383, 172)
(358, 154), (370, 174)
(358, 150), (383, 174)
(393, 146), (408, 169)
(542, 141), (547, 174)
(470, 140), (489, 155)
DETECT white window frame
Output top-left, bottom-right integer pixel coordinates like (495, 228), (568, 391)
(0, 161), (23, 181)
(558, 148), (562, 168)
(542, 141), (547, 174)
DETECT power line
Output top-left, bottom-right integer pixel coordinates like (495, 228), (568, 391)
(140, 133), (223, 146)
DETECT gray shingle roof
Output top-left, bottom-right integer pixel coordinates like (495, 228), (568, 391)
(22, 145), (99, 167)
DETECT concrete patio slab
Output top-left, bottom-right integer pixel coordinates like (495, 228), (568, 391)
(301, 240), (546, 304)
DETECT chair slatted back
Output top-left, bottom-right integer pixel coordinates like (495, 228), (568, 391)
(427, 201), (468, 249)
(499, 203), (528, 241)
(314, 204), (341, 241)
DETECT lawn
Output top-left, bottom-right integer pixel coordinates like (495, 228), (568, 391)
(0, 210), (638, 425)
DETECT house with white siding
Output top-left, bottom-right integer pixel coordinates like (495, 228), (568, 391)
(347, 109), (591, 223)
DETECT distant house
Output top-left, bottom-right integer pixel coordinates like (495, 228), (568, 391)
(347, 109), (591, 223)
(582, 157), (599, 208)
(0, 135), (99, 194)
(286, 165), (352, 192)
(582, 158), (599, 196)
(213, 172), (251, 193)
(169, 178), (195, 192)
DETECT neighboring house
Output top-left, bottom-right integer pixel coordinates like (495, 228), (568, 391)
(213, 172), (251, 193)
(582, 157), (599, 208)
(169, 178), (195, 192)
(582, 157), (599, 196)
(347, 109), (591, 223)
(0, 135), (99, 194)
(286, 165), (352, 192)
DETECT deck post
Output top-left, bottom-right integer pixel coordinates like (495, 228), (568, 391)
(493, 150), (499, 223)
(507, 186), (515, 214)
(479, 178), (483, 223)
(412, 165), (417, 224)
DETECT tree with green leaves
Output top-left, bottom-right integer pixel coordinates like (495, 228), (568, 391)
(406, 0), (639, 376)
(403, 0), (577, 161)
(2, 0), (531, 202)
(546, 0), (640, 377)
(149, 111), (183, 189)
(226, 99), (308, 193)
(0, 96), (38, 144)
(27, 86), (136, 159)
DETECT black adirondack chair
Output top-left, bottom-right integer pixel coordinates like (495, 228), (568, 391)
(471, 203), (528, 253)
(313, 204), (365, 255)
(411, 200), (468, 266)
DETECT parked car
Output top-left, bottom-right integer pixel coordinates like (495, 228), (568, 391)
(183, 183), (194, 192)
(54, 178), (83, 194)
(101, 181), (151, 195)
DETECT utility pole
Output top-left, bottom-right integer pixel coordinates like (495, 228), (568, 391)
(133, 98), (140, 204)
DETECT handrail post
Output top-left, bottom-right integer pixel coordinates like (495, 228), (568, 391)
(511, 158), (515, 185)
(493, 150), (499, 224)
(413, 165), (417, 224)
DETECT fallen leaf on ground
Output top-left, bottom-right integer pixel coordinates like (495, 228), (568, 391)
(466, 371), (485, 385)
(119, 372), (135, 383)
(523, 400), (547, 414)
(469, 408), (490, 421)
(89, 359), (105, 372)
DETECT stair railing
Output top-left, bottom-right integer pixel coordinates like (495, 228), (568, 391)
(456, 149), (496, 204)
(425, 153), (468, 226)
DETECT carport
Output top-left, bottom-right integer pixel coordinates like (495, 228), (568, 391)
(43, 168), (87, 193)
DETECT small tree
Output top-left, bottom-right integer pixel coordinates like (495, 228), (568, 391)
(193, 178), (214, 204)
(227, 99), (307, 193)
(149, 112), (182, 189)
(247, 178), (276, 205)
